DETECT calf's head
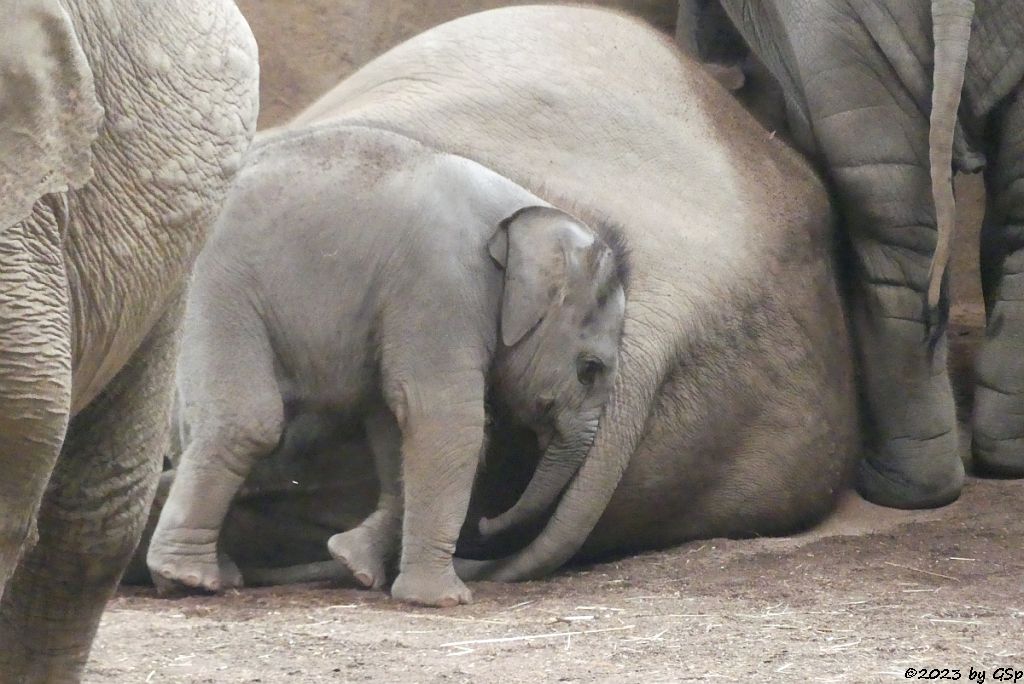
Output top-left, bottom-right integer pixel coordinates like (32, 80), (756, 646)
(482, 205), (627, 536)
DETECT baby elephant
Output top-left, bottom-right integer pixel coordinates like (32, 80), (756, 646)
(147, 125), (627, 607)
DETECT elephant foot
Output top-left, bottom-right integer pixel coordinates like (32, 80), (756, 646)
(972, 386), (1024, 476)
(972, 435), (1024, 476)
(390, 565), (472, 607)
(147, 539), (242, 594)
(856, 430), (964, 509)
(327, 526), (391, 589)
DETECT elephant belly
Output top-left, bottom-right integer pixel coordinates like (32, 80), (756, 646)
(580, 426), (851, 559)
(270, 324), (382, 416)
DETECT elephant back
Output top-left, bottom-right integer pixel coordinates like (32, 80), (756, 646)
(291, 5), (832, 339)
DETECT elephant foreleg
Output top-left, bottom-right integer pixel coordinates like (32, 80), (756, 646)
(0, 290), (182, 682)
(386, 372), (486, 607)
(972, 83), (1024, 475)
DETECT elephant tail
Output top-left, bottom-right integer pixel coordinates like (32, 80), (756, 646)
(925, 0), (975, 337)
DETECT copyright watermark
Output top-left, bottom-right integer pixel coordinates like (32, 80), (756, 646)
(905, 667), (1023, 682)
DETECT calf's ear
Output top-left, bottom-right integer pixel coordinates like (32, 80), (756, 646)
(489, 206), (600, 347)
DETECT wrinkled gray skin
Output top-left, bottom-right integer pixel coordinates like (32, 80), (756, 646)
(146, 127), (627, 607)
(710, 0), (1024, 509)
(133, 6), (858, 587)
(0, 0), (257, 680)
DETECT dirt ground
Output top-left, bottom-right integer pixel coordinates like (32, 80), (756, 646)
(88, 476), (1024, 683)
(84, 4), (1023, 682)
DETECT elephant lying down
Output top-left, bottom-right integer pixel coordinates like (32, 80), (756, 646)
(136, 5), (860, 590)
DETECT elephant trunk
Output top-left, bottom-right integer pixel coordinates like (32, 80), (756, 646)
(477, 414), (600, 538)
(926, 0), (975, 325)
(455, 335), (662, 582)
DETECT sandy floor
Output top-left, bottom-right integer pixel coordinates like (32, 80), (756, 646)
(84, 4), (1023, 682)
(87, 476), (1024, 683)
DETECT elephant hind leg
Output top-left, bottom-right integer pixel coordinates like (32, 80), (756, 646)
(972, 83), (1024, 476)
(147, 301), (284, 594)
(0, 290), (182, 681)
(328, 406), (402, 590)
(839, 161), (963, 508)
(791, 22), (964, 508)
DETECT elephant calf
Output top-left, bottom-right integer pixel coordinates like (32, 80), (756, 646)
(138, 5), (859, 590)
(146, 127), (628, 607)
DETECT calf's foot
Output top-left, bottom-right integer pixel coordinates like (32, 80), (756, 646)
(147, 533), (242, 594)
(390, 565), (472, 608)
(328, 526), (391, 589)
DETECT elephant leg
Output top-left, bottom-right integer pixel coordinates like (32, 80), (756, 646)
(146, 315), (283, 594)
(0, 206), (72, 599)
(387, 372), (485, 607)
(327, 406), (402, 589)
(972, 83), (1024, 475)
(849, 223), (962, 509)
(121, 469), (175, 586)
(0, 290), (182, 682)
(796, 23), (962, 508)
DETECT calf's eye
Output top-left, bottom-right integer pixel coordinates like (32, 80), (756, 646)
(576, 356), (604, 386)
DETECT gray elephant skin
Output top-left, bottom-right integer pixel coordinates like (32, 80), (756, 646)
(0, 0), (258, 679)
(146, 126), (628, 607)
(136, 6), (859, 589)
(706, 0), (1024, 508)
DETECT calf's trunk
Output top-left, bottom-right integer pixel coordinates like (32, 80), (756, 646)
(455, 335), (665, 581)
(477, 414), (600, 537)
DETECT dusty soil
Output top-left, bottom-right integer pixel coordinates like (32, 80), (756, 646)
(85, 4), (1022, 682)
(88, 477), (1024, 683)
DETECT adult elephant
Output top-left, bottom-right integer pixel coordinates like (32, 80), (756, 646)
(135, 5), (858, 586)
(695, 0), (1024, 509)
(0, 0), (258, 679)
